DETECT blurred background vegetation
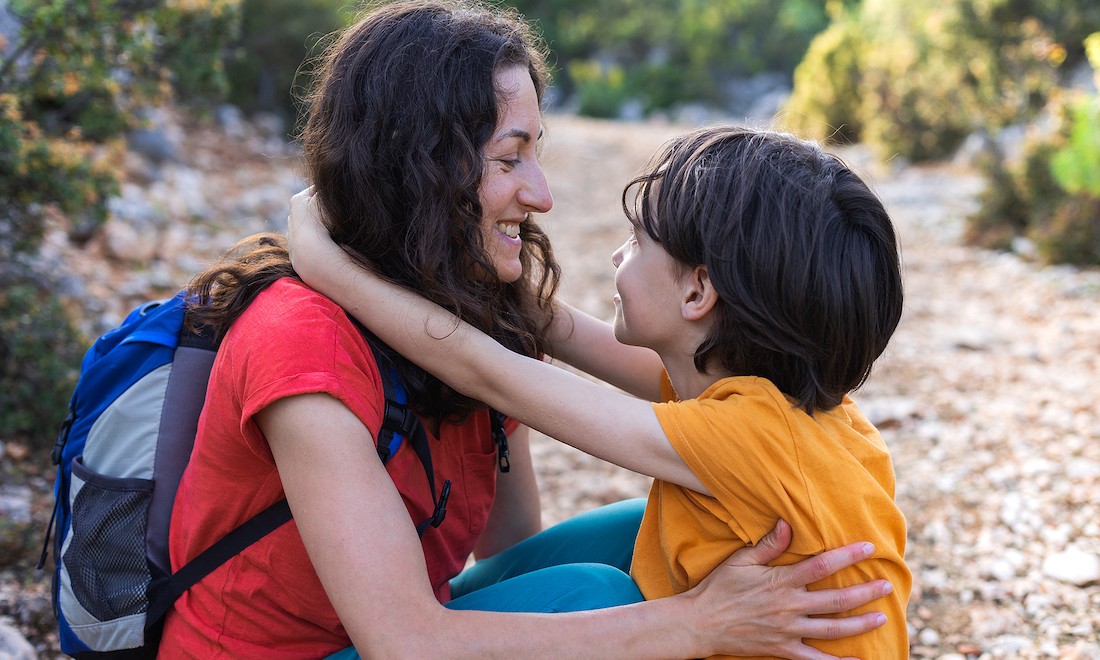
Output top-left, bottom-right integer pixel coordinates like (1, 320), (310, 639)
(0, 0), (1098, 452)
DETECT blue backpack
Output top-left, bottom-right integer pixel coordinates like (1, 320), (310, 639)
(38, 291), (479, 658)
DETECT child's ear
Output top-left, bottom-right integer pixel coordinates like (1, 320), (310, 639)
(681, 265), (719, 321)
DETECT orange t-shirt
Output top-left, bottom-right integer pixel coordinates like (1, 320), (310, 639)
(633, 374), (911, 659)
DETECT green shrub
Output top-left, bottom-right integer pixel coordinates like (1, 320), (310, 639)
(0, 0), (240, 452)
(783, 0), (1091, 162)
(1032, 195), (1100, 265)
(155, 0), (244, 106)
(780, 5), (864, 145)
(965, 149), (1032, 252)
(0, 283), (84, 448)
(225, 0), (349, 121)
(1050, 96), (1100, 196)
(859, 1), (1059, 161)
(0, 93), (120, 257)
(507, 0), (834, 116)
(967, 32), (1100, 266)
(0, 0), (242, 258)
(570, 60), (630, 118)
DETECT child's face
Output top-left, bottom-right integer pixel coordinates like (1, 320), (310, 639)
(478, 65), (552, 284)
(611, 221), (688, 352)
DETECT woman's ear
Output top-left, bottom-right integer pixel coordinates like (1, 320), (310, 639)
(681, 265), (718, 322)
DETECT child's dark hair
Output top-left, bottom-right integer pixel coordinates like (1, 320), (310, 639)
(623, 126), (903, 413)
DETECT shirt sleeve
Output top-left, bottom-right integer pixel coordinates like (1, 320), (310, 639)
(651, 382), (821, 549)
(220, 281), (386, 462)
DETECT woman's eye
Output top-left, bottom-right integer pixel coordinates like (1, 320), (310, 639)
(497, 157), (520, 170)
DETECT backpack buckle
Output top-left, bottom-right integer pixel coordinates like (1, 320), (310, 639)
(430, 480), (452, 528)
(52, 407), (75, 466)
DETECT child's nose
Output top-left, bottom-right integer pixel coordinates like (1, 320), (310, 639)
(611, 244), (624, 268)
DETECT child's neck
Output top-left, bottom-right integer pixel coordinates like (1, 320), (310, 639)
(661, 353), (735, 400)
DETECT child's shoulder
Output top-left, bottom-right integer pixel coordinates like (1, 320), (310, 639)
(664, 376), (793, 427)
(697, 375), (790, 406)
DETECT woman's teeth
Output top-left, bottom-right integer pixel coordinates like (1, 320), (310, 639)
(497, 223), (520, 238)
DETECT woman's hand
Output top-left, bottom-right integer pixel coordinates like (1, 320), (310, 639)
(686, 520), (891, 660)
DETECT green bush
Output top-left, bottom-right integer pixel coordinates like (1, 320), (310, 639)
(782, 0), (1094, 162)
(155, 0), (244, 106)
(0, 283), (83, 448)
(0, 0), (241, 452)
(0, 0), (243, 259)
(967, 32), (1100, 266)
(859, 1), (1059, 161)
(780, 4), (864, 145)
(507, 0), (834, 116)
(570, 60), (630, 118)
(1050, 94), (1100, 196)
(225, 0), (349, 121)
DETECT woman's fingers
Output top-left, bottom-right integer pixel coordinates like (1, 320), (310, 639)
(771, 540), (876, 588)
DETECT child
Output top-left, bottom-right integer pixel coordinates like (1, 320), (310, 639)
(289, 125), (911, 658)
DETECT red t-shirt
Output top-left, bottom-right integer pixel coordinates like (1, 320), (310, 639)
(161, 278), (502, 658)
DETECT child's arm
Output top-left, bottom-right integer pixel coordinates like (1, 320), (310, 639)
(288, 191), (707, 494)
(545, 301), (664, 402)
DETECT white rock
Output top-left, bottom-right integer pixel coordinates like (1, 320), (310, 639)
(103, 220), (159, 263)
(918, 627), (941, 645)
(0, 622), (35, 660)
(1041, 549), (1100, 586)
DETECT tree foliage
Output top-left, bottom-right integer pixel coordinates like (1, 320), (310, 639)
(508, 0), (837, 115)
(224, 0), (348, 122)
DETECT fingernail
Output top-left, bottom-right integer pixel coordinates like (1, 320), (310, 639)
(882, 582), (893, 596)
(862, 543), (875, 557)
(875, 613), (887, 626)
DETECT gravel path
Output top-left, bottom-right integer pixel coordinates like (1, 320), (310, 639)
(3, 113), (1098, 658)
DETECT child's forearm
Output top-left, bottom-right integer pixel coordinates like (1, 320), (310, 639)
(547, 302), (664, 402)
(287, 192), (705, 491)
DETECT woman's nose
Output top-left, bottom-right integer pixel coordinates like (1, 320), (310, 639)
(611, 243), (624, 268)
(520, 163), (553, 213)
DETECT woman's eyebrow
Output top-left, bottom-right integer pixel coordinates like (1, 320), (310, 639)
(495, 127), (544, 143)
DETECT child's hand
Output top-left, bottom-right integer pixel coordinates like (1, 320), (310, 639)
(286, 187), (349, 289)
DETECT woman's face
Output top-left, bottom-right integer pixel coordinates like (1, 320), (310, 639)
(478, 65), (553, 283)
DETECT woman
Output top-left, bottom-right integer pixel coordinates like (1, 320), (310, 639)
(162, 2), (889, 657)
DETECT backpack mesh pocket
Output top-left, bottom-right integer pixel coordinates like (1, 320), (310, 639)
(61, 456), (153, 629)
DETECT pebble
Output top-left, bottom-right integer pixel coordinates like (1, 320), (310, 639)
(1042, 549), (1100, 586)
(0, 622), (34, 660)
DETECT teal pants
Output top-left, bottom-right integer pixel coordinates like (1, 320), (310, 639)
(325, 498), (645, 659)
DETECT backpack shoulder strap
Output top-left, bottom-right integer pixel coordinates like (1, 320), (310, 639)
(146, 498), (291, 626)
(362, 335), (451, 536)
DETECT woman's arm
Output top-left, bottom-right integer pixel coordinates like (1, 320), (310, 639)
(288, 190), (705, 492)
(474, 424), (542, 559)
(258, 393), (890, 658)
(546, 302), (664, 402)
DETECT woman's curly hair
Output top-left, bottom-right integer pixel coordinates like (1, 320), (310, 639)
(187, 0), (560, 421)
